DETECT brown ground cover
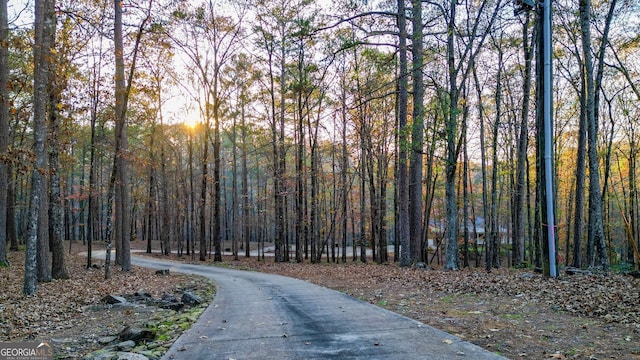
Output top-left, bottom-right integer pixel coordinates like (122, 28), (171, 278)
(2, 241), (639, 359)
(0, 249), (213, 359)
(226, 256), (640, 359)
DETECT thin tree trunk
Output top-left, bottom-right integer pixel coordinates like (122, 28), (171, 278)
(572, 72), (587, 268)
(341, 78), (348, 264)
(213, 93), (222, 262)
(48, 58), (69, 279)
(231, 101), (239, 261)
(160, 107), (171, 256)
(462, 107), (470, 268)
(295, 38), (306, 264)
(269, 32), (288, 264)
(145, 125), (156, 253)
(0, 0), (9, 267)
(444, 0), (460, 271)
(514, 12), (534, 266)
(86, 38), (103, 267)
(397, 0), (410, 267)
(409, 0), (424, 264)
(108, 0), (149, 274)
(8, 162), (18, 251)
(241, 99), (250, 258)
(488, 35), (504, 269)
(580, 0), (607, 269)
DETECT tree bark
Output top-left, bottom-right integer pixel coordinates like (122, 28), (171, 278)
(409, 0), (424, 264)
(37, 178), (51, 282)
(444, 0), (460, 271)
(580, 0), (608, 269)
(572, 61), (587, 268)
(86, 41), (103, 268)
(113, 0), (130, 272)
(0, 0), (9, 267)
(488, 35), (503, 269)
(24, 0), (55, 295)
(241, 93), (250, 258)
(397, 0), (410, 268)
(514, 12), (534, 266)
(48, 56), (69, 280)
(160, 104), (171, 256)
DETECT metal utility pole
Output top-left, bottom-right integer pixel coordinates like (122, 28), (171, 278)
(542, 0), (557, 277)
(516, 0), (557, 277)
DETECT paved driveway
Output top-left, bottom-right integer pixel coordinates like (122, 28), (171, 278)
(128, 256), (506, 360)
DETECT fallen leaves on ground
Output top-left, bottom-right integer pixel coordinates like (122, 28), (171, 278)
(225, 258), (640, 359)
(0, 250), (212, 358)
(4, 245), (640, 360)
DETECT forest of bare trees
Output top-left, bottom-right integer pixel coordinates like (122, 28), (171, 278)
(2, 0), (640, 294)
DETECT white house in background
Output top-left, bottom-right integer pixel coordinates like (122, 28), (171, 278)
(426, 217), (508, 247)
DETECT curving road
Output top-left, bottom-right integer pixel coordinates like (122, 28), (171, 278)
(127, 256), (506, 360)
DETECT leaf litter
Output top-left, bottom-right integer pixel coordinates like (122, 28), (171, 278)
(0, 250), (213, 359)
(227, 258), (640, 359)
(3, 245), (640, 360)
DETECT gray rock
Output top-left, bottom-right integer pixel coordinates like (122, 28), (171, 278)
(160, 301), (185, 311)
(116, 352), (149, 360)
(98, 336), (118, 345)
(102, 295), (128, 305)
(118, 326), (154, 343)
(181, 292), (202, 306)
(160, 293), (178, 303)
(115, 340), (136, 351)
(82, 349), (117, 360)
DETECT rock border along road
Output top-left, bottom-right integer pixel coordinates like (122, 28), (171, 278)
(127, 256), (506, 360)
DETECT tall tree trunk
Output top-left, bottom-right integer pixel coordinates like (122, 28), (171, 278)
(488, 36), (504, 269)
(592, 0), (617, 267)
(145, 125), (156, 254)
(212, 83), (222, 261)
(462, 103), (470, 268)
(397, 0), (410, 267)
(268, 47), (284, 262)
(275, 38), (287, 263)
(231, 102), (239, 261)
(108, 0), (148, 274)
(295, 43), (306, 264)
(409, 0), (424, 264)
(0, 0), (9, 267)
(444, 0), (460, 271)
(24, 0), (55, 295)
(354, 49), (367, 264)
(188, 131), (195, 260)
(514, 12), (534, 266)
(340, 69), (348, 264)
(160, 111), (171, 256)
(199, 117), (210, 261)
(48, 58), (69, 280)
(580, 0), (607, 269)
(572, 67), (587, 268)
(377, 154), (389, 264)
(113, 0), (128, 271)
(86, 39), (103, 267)
(241, 100), (250, 258)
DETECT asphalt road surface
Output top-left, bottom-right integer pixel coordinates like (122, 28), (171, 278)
(127, 256), (506, 360)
